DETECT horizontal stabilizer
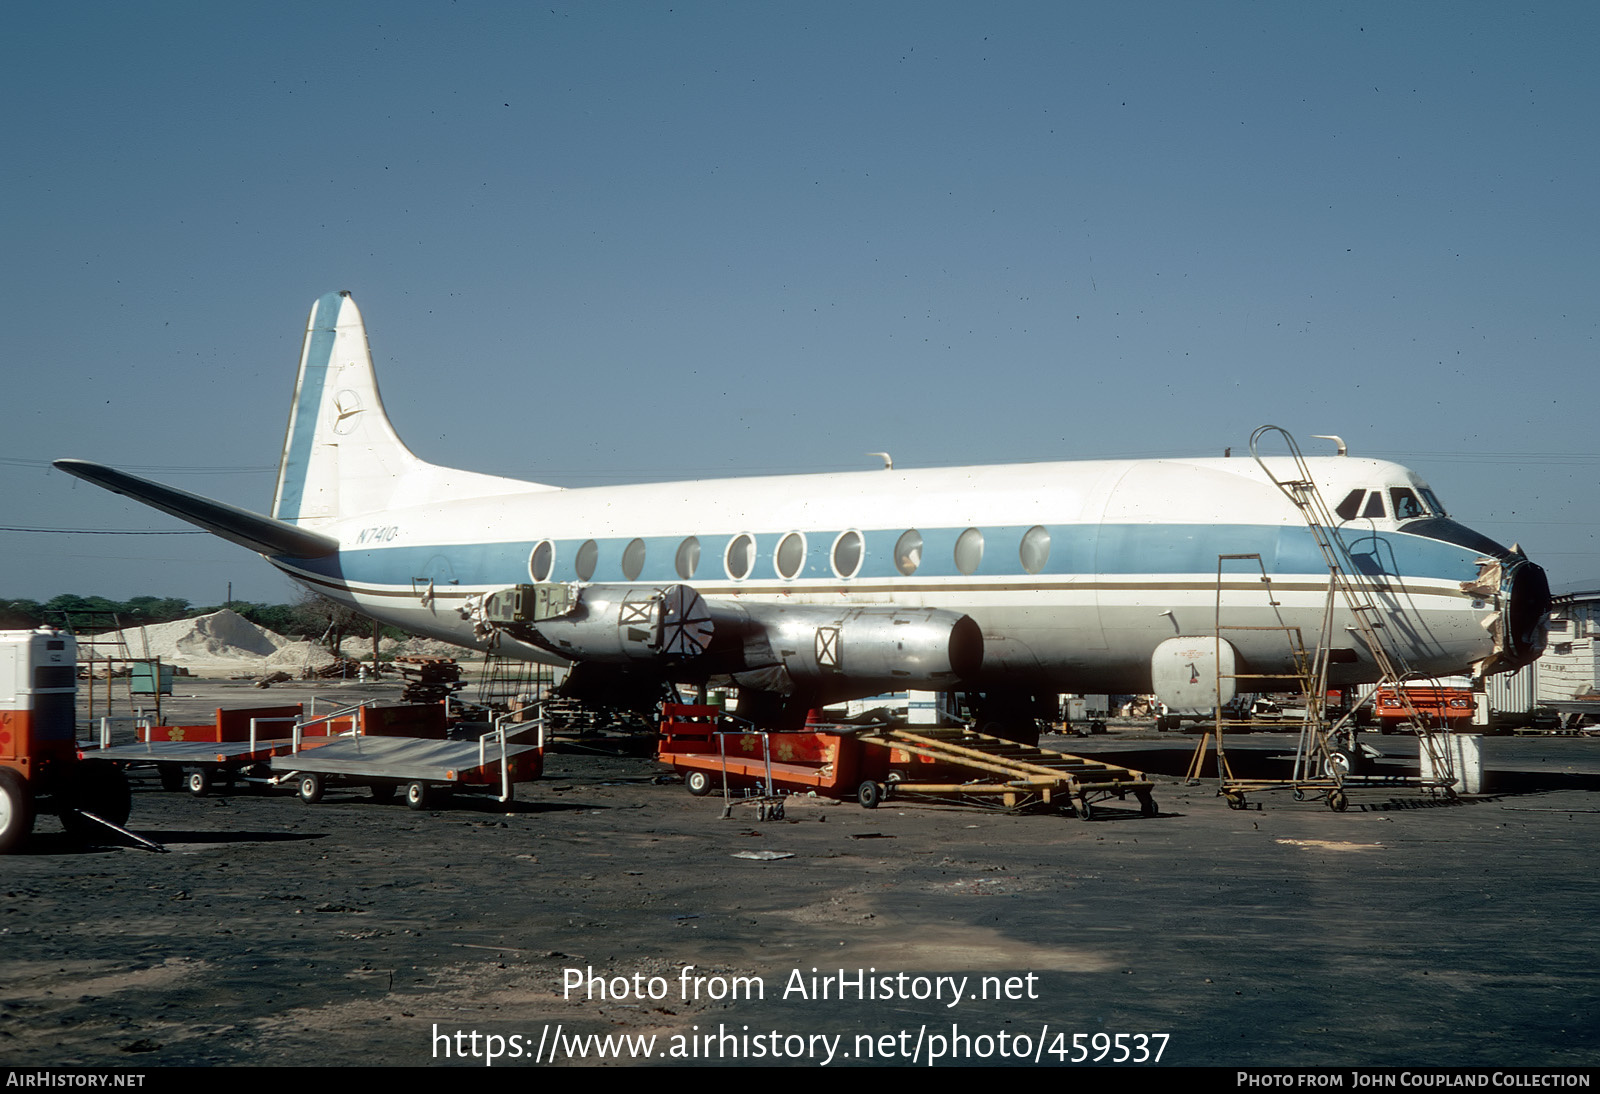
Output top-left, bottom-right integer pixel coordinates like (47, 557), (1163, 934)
(53, 459), (340, 559)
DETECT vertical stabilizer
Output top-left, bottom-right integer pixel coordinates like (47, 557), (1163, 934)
(273, 291), (418, 524)
(272, 292), (559, 526)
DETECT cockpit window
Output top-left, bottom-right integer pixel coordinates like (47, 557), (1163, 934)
(1335, 489), (1363, 521)
(1362, 492), (1386, 519)
(1389, 487), (1426, 521)
(1419, 488), (1447, 517)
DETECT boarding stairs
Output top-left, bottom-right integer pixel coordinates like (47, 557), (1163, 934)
(856, 725), (1157, 819)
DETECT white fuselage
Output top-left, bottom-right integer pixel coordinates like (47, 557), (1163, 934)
(271, 454), (1500, 693)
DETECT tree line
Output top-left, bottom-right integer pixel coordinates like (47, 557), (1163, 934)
(0, 594), (404, 652)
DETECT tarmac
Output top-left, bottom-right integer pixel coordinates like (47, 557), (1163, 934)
(3, 678), (1597, 1069)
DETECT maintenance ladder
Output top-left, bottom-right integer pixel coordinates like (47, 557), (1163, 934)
(1247, 426), (1458, 806)
(857, 725), (1157, 819)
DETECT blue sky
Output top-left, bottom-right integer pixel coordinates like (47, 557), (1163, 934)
(3, 1), (1595, 604)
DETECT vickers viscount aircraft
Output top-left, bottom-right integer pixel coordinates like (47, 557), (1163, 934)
(56, 291), (1550, 735)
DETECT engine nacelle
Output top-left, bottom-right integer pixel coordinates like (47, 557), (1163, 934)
(742, 603), (983, 692)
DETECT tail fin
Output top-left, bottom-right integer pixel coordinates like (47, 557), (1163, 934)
(272, 292), (553, 526)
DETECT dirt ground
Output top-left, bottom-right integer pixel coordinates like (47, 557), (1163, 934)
(3, 679), (1598, 1069)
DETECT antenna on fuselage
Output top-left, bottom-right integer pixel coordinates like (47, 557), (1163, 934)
(1311, 434), (1348, 456)
(867, 452), (894, 470)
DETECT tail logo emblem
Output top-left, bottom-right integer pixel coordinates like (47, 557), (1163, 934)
(331, 390), (364, 434)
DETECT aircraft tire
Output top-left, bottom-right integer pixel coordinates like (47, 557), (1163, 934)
(685, 770), (713, 797)
(0, 768), (35, 855)
(1325, 749), (1360, 778)
(857, 780), (881, 809)
(298, 773), (324, 804)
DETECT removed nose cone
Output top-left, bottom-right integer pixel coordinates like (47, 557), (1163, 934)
(1501, 549), (1551, 667)
(1465, 547), (1551, 674)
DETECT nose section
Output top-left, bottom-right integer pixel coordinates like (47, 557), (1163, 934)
(1500, 549), (1551, 668)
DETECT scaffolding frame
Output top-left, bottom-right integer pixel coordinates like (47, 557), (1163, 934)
(1197, 427), (1462, 810)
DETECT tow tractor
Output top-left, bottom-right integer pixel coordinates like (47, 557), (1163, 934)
(0, 629), (132, 852)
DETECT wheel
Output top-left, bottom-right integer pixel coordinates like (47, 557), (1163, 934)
(1072, 796), (1095, 820)
(1324, 749), (1358, 778)
(405, 780), (433, 811)
(1293, 787), (1306, 802)
(685, 769), (713, 797)
(1091, 719), (1107, 734)
(187, 768), (212, 797)
(1136, 791), (1158, 817)
(1224, 793), (1246, 810)
(857, 780), (881, 809)
(0, 768), (35, 855)
(1327, 788), (1348, 812)
(61, 763), (132, 833)
(298, 773), (324, 804)
(158, 766), (182, 792)
(369, 782), (396, 802)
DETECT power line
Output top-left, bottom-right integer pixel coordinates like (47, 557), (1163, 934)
(0, 526), (204, 535)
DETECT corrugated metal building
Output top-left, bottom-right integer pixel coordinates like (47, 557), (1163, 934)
(1537, 586), (1600, 703)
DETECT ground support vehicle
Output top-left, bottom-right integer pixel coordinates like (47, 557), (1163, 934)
(1374, 684), (1475, 734)
(268, 707), (542, 809)
(1, 630), (131, 852)
(657, 704), (1156, 819)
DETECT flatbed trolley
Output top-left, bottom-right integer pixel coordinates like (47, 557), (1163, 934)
(87, 704), (325, 795)
(269, 709), (543, 810)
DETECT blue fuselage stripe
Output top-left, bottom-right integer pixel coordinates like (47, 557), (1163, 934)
(280, 523), (1480, 589)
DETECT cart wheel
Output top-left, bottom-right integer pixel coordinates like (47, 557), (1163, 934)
(685, 770), (713, 797)
(0, 768), (35, 855)
(298, 773), (324, 804)
(1136, 791), (1158, 817)
(771, 800), (784, 821)
(857, 780), (881, 809)
(369, 782), (396, 803)
(1327, 788), (1348, 812)
(1072, 796), (1095, 820)
(187, 769), (212, 797)
(1292, 787), (1306, 802)
(1224, 792), (1246, 810)
(405, 781), (432, 811)
(158, 766), (183, 793)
